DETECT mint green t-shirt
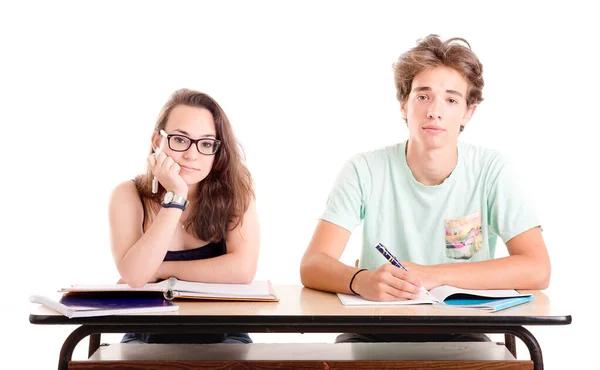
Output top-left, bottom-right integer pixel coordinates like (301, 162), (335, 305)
(321, 141), (540, 270)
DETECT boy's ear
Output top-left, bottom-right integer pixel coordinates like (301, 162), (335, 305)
(462, 104), (477, 128)
(400, 102), (407, 120)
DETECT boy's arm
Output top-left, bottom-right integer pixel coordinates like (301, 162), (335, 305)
(302, 154), (421, 301)
(404, 226), (551, 290)
(300, 220), (421, 301)
(300, 220), (355, 293)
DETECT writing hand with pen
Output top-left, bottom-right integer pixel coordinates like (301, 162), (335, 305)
(350, 264), (424, 302)
(350, 243), (432, 302)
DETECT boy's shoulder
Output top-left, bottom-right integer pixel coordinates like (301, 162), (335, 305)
(348, 142), (403, 166)
(459, 141), (507, 169)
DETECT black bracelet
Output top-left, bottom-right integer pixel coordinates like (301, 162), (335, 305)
(349, 268), (367, 295)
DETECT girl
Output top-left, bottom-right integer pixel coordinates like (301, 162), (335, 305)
(109, 88), (260, 344)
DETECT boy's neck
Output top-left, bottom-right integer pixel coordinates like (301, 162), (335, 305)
(405, 141), (458, 186)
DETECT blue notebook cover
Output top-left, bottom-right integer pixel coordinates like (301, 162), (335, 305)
(441, 295), (535, 312)
(30, 293), (179, 318)
(59, 294), (175, 310)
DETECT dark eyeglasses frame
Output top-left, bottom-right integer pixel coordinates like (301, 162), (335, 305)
(166, 134), (221, 156)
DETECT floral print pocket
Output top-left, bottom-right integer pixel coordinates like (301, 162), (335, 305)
(445, 211), (482, 260)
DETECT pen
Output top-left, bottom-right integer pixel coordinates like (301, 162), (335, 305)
(152, 130), (168, 194)
(375, 243), (430, 296)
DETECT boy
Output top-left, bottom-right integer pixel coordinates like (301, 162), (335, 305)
(300, 35), (550, 342)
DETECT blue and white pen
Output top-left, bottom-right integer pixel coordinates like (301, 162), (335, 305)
(375, 243), (430, 296)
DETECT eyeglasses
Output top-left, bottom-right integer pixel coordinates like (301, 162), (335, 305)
(165, 134), (221, 155)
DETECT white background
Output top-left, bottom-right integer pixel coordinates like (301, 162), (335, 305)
(1, 1), (598, 368)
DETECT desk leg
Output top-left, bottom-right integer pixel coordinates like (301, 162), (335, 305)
(56, 324), (237, 370)
(505, 333), (517, 357)
(509, 326), (543, 370)
(58, 325), (98, 370)
(88, 333), (101, 358)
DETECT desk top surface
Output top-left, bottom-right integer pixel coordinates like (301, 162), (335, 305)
(30, 285), (571, 326)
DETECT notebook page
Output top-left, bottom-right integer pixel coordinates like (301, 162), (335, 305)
(430, 285), (530, 302)
(173, 280), (272, 297)
(63, 279), (170, 293)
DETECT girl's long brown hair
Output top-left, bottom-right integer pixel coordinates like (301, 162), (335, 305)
(135, 89), (254, 242)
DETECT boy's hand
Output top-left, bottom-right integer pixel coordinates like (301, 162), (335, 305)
(352, 264), (422, 301)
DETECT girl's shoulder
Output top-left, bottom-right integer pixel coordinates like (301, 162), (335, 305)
(111, 179), (140, 199)
(109, 179), (148, 213)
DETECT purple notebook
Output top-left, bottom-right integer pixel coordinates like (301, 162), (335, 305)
(30, 293), (179, 318)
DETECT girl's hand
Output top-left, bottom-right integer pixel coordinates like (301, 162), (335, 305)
(147, 152), (188, 195)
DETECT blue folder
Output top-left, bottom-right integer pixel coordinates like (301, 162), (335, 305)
(441, 295), (535, 312)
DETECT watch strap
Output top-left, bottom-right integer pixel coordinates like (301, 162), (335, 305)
(161, 202), (186, 211)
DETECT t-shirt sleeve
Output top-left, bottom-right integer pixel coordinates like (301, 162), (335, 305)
(487, 155), (542, 243)
(320, 155), (370, 233)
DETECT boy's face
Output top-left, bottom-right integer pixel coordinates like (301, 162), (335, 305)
(401, 65), (475, 150)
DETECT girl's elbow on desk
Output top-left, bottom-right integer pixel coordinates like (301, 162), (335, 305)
(118, 275), (151, 289)
(116, 264), (157, 289)
(231, 257), (258, 284)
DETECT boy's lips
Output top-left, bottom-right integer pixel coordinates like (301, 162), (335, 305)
(423, 125), (445, 134)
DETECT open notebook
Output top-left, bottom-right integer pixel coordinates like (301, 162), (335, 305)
(338, 285), (534, 312)
(59, 277), (278, 302)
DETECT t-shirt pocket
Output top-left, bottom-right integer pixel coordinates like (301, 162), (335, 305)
(445, 210), (483, 260)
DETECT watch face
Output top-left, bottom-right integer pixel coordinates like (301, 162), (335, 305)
(163, 191), (174, 204)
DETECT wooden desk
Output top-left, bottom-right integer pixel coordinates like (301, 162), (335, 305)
(30, 285), (571, 370)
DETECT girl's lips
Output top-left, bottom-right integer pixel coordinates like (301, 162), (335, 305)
(180, 165), (199, 171)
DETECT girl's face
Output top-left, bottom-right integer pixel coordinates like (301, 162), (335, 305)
(153, 104), (219, 188)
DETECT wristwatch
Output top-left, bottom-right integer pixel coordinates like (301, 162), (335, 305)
(161, 191), (189, 211)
